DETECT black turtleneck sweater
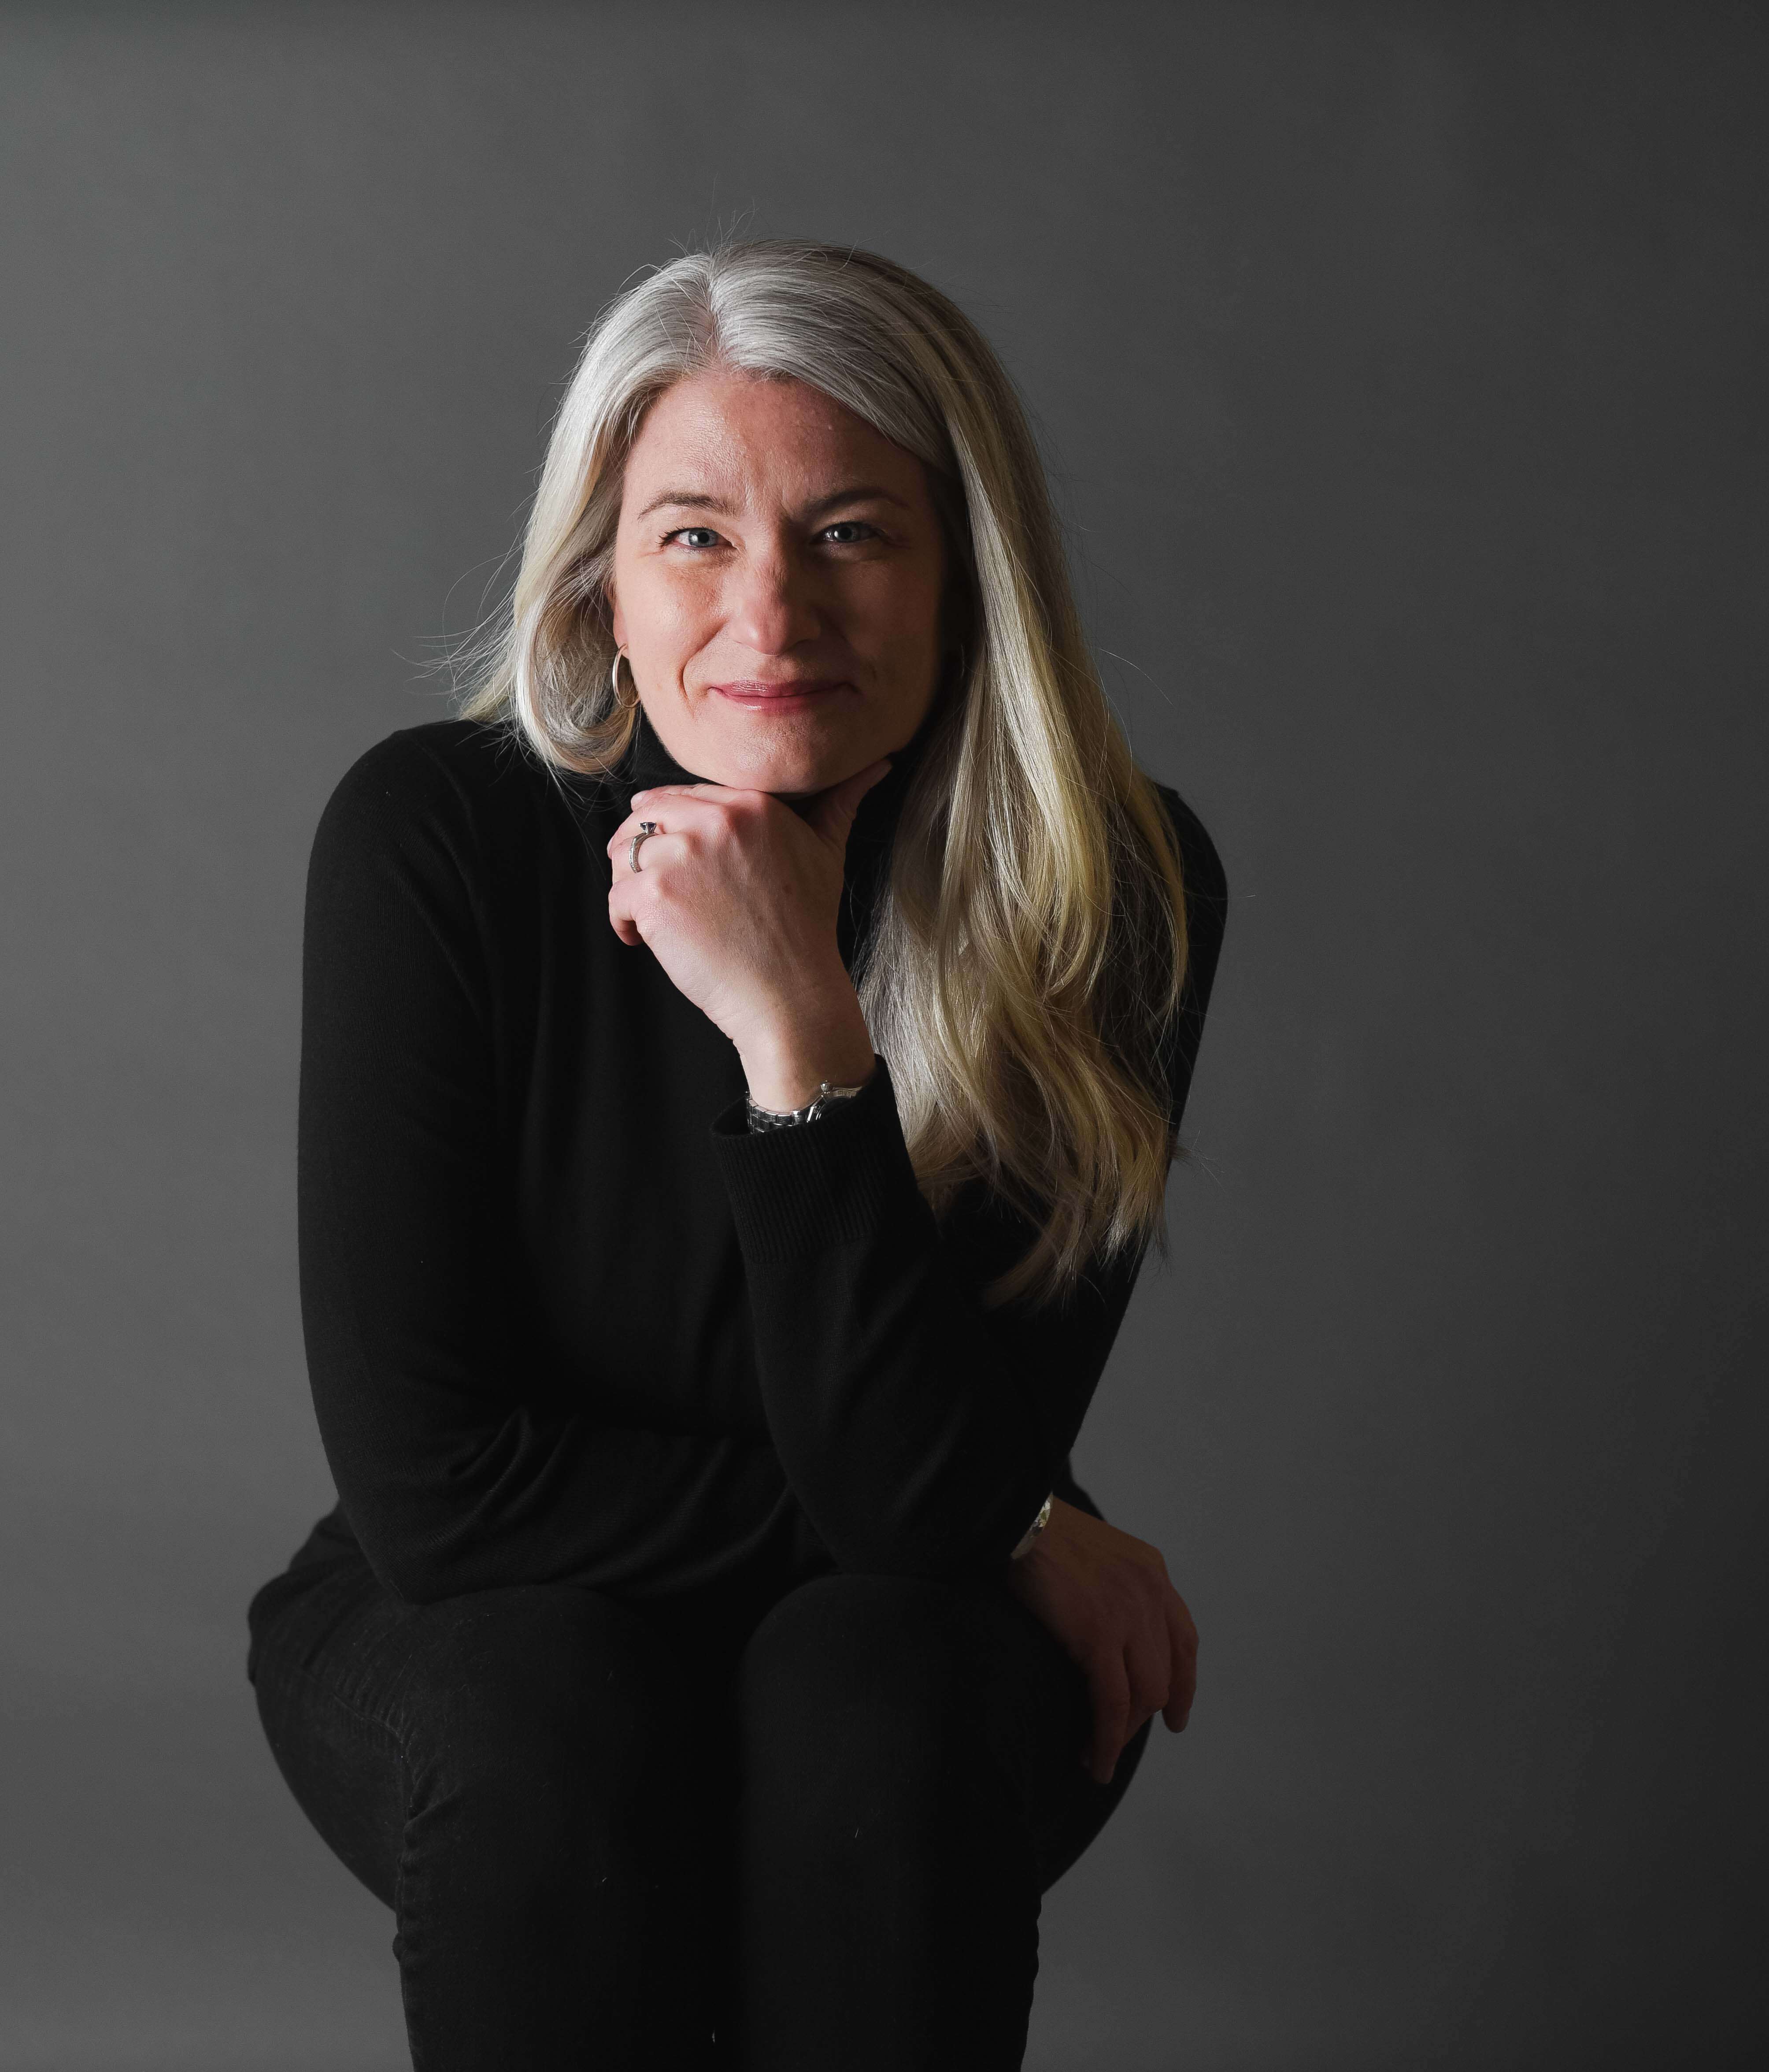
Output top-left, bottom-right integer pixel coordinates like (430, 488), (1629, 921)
(273, 710), (1227, 1609)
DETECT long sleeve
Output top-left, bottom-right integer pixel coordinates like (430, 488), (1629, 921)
(709, 791), (1229, 1579)
(296, 736), (789, 1605)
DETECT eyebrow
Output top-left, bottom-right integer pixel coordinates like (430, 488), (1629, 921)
(634, 484), (914, 521)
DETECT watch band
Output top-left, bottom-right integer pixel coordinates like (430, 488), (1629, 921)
(1009, 1491), (1055, 1561)
(744, 1079), (868, 1132)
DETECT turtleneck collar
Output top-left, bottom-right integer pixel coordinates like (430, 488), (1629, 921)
(612, 699), (943, 886)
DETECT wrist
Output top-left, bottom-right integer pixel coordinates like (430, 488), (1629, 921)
(739, 997), (877, 1113)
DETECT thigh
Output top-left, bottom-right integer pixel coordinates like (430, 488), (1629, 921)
(248, 1560), (410, 1905)
(246, 1557), (714, 1907)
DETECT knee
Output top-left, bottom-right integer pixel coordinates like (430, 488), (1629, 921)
(734, 1575), (992, 1825)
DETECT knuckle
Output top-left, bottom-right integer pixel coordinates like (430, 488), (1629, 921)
(1126, 1659), (1163, 1706)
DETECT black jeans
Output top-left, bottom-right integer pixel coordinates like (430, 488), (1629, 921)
(246, 1554), (1151, 2071)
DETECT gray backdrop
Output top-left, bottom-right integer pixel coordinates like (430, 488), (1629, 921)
(3, 4), (1762, 2067)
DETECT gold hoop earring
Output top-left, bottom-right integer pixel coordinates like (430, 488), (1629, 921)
(610, 647), (629, 702)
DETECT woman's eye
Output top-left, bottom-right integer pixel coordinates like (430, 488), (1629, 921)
(820, 521), (877, 545)
(666, 527), (722, 549)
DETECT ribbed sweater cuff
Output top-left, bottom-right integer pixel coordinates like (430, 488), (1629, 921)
(709, 1054), (922, 1262)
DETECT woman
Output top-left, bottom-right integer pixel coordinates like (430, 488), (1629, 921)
(246, 240), (1229, 2071)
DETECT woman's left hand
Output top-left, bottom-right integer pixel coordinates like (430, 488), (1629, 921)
(1001, 1497), (1199, 1785)
(606, 763), (892, 1108)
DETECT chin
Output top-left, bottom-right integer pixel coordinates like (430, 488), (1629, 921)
(699, 726), (864, 798)
(742, 758), (839, 799)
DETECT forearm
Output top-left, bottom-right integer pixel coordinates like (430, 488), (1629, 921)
(300, 1140), (795, 1604)
(314, 1394), (791, 1606)
(711, 1058), (1142, 1578)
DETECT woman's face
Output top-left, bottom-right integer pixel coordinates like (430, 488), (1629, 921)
(608, 368), (948, 797)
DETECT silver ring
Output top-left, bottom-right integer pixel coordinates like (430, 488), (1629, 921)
(627, 821), (659, 873)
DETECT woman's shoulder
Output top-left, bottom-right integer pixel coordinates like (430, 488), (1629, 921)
(1145, 778), (1229, 930)
(310, 718), (572, 877)
(1138, 777), (1230, 1061)
(318, 717), (543, 824)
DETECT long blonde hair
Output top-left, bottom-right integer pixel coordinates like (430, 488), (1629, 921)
(459, 241), (1191, 1306)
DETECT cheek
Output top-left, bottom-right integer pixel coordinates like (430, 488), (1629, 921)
(850, 561), (945, 666)
(620, 560), (720, 656)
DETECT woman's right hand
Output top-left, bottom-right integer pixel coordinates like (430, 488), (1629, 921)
(999, 1497), (1198, 1785)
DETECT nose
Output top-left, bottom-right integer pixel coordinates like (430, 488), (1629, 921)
(725, 540), (822, 656)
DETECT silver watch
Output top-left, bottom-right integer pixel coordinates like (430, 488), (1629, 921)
(1009, 1491), (1055, 1561)
(744, 1079), (868, 1132)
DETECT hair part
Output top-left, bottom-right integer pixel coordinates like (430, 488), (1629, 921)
(458, 239), (1191, 1306)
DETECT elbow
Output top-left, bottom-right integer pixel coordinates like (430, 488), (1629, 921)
(326, 1471), (494, 1608)
(365, 1546), (451, 1608)
(348, 1516), (468, 1608)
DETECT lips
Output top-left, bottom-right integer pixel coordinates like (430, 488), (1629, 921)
(710, 678), (850, 706)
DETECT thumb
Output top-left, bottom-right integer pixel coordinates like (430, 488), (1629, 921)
(805, 757), (892, 849)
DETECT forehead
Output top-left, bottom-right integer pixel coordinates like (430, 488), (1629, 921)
(624, 368), (930, 507)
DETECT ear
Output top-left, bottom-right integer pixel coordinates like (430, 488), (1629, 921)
(607, 583), (626, 649)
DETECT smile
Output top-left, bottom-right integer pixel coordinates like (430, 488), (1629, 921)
(709, 678), (851, 710)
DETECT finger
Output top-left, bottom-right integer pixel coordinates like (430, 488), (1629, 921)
(607, 809), (674, 863)
(1083, 1647), (1131, 1787)
(606, 878), (647, 945)
(606, 790), (733, 858)
(1114, 1598), (1176, 1754)
(628, 782), (735, 807)
(1124, 1596), (1173, 1735)
(606, 827), (687, 882)
(1161, 1591), (1198, 1731)
(622, 782), (752, 836)
(609, 790), (766, 875)
(607, 855), (681, 940)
